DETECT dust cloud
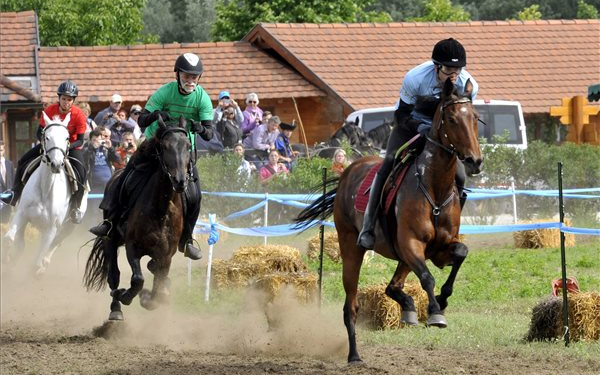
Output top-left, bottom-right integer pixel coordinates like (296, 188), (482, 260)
(1, 229), (346, 361)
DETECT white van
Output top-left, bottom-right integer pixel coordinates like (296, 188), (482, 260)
(346, 99), (528, 149)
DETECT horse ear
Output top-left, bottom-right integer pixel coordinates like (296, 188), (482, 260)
(42, 111), (52, 125)
(354, 117), (359, 127)
(157, 113), (166, 130)
(464, 78), (473, 99)
(62, 112), (71, 126)
(442, 77), (454, 98)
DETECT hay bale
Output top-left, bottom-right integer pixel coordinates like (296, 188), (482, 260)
(569, 292), (600, 341)
(253, 272), (318, 303)
(513, 218), (575, 248)
(526, 292), (600, 342)
(307, 231), (340, 262)
(357, 282), (428, 329)
(211, 244), (308, 290)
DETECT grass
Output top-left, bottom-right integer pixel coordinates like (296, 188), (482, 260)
(165, 229), (599, 361)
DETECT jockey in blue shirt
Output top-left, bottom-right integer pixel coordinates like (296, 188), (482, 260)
(357, 38), (479, 250)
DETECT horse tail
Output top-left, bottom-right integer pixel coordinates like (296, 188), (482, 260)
(293, 177), (339, 230)
(83, 237), (110, 291)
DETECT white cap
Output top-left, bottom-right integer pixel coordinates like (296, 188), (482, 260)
(111, 94), (123, 103)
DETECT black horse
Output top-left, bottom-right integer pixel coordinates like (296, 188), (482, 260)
(84, 116), (192, 320)
(366, 119), (393, 149)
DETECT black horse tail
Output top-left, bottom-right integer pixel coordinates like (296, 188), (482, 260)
(293, 177), (339, 231)
(83, 237), (110, 291)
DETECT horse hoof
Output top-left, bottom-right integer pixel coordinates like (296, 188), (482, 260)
(108, 311), (124, 321)
(401, 310), (419, 326)
(426, 314), (448, 328)
(139, 289), (157, 310)
(347, 357), (363, 365)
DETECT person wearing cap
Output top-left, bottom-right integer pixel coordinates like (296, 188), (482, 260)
(128, 104), (144, 140)
(1, 80), (88, 224)
(213, 91), (243, 124)
(89, 52), (213, 261)
(356, 38), (479, 250)
(274, 121), (299, 170)
(94, 93), (123, 129)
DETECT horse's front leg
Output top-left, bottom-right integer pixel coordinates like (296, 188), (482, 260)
(385, 262), (419, 326)
(2, 213), (26, 264)
(340, 231), (366, 363)
(106, 238), (123, 321)
(34, 225), (60, 275)
(436, 242), (468, 312)
(410, 257), (446, 328)
(113, 246), (144, 306)
(140, 256), (173, 310)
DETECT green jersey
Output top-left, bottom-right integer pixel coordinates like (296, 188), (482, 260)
(143, 81), (213, 147)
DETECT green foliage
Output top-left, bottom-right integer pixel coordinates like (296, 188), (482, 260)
(408, 0), (471, 22)
(517, 4), (542, 20)
(577, 0), (599, 18)
(1, 0), (159, 46)
(142, 0), (216, 43)
(211, 0), (392, 42)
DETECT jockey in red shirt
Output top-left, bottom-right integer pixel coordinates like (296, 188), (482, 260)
(1, 80), (88, 223)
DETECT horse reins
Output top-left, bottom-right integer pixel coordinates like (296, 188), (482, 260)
(426, 97), (473, 160)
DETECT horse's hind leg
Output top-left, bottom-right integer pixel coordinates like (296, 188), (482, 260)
(436, 242), (468, 312)
(385, 263), (419, 326)
(113, 248), (144, 306)
(340, 230), (366, 363)
(106, 238), (123, 321)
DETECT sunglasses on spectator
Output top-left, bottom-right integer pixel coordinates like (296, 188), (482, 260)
(249, 101), (257, 104)
(132, 111), (141, 115)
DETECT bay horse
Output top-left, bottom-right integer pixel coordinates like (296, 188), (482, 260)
(83, 116), (192, 321)
(3, 112), (87, 275)
(295, 78), (482, 362)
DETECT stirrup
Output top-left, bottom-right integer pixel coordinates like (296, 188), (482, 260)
(70, 208), (84, 224)
(183, 240), (202, 260)
(0, 190), (16, 206)
(357, 229), (375, 250)
(89, 220), (112, 237)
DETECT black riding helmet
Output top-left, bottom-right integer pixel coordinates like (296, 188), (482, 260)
(174, 53), (203, 75)
(57, 80), (79, 97)
(432, 38), (466, 68)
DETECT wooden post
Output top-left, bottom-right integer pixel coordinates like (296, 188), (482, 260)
(292, 97), (310, 158)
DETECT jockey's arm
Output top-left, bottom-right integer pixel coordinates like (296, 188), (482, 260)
(137, 109), (172, 130)
(191, 120), (214, 141)
(394, 100), (414, 127)
(69, 133), (84, 150)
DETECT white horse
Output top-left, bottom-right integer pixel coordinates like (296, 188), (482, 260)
(3, 112), (87, 274)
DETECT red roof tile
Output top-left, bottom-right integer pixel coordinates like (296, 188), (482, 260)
(38, 42), (323, 104)
(0, 11), (39, 101)
(247, 20), (600, 113)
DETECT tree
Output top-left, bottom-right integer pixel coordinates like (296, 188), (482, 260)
(143, 0), (216, 43)
(408, 0), (471, 22)
(0, 0), (158, 46)
(577, 0), (599, 18)
(211, 0), (392, 42)
(517, 4), (542, 20)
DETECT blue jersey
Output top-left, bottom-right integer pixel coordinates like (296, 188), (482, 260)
(398, 61), (478, 126)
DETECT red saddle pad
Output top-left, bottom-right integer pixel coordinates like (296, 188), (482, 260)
(354, 162), (410, 215)
(354, 163), (382, 213)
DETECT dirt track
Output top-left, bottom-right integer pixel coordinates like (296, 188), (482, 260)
(1, 231), (599, 375)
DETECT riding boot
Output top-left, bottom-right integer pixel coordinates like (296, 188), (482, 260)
(69, 183), (85, 224)
(357, 171), (387, 250)
(179, 174), (202, 260)
(459, 190), (467, 210)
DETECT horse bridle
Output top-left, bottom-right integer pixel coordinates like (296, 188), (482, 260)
(156, 126), (192, 188)
(426, 97), (473, 160)
(41, 123), (69, 165)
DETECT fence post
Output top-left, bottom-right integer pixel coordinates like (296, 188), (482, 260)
(557, 162), (570, 346)
(204, 214), (217, 303)
(264, 193), (269, 245)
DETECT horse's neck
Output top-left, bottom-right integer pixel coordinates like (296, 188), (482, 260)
(147, 171), (178, 213)
(416, 140), (457, 197)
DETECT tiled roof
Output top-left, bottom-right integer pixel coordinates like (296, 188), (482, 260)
(247, 20), (600, 113)
(38, 42), (323, 104)
(0, 10), (39, 101)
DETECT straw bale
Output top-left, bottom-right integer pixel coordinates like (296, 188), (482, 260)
(513, 218), (575, 248)
(357, 282), (428, 329)
(569, 292), (600, 341)
(253, 272), (318, 303)
(307, 231), (340, 262)
(526, 292), (600, 342)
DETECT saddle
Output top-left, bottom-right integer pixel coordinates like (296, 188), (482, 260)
(21, 155), (86, 194)
(354, 136), (420, 215)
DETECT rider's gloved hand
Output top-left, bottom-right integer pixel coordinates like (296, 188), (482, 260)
(191, 120), (206, 136)
(417, 123), (431, 137)
(149, 110), (172, 124)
